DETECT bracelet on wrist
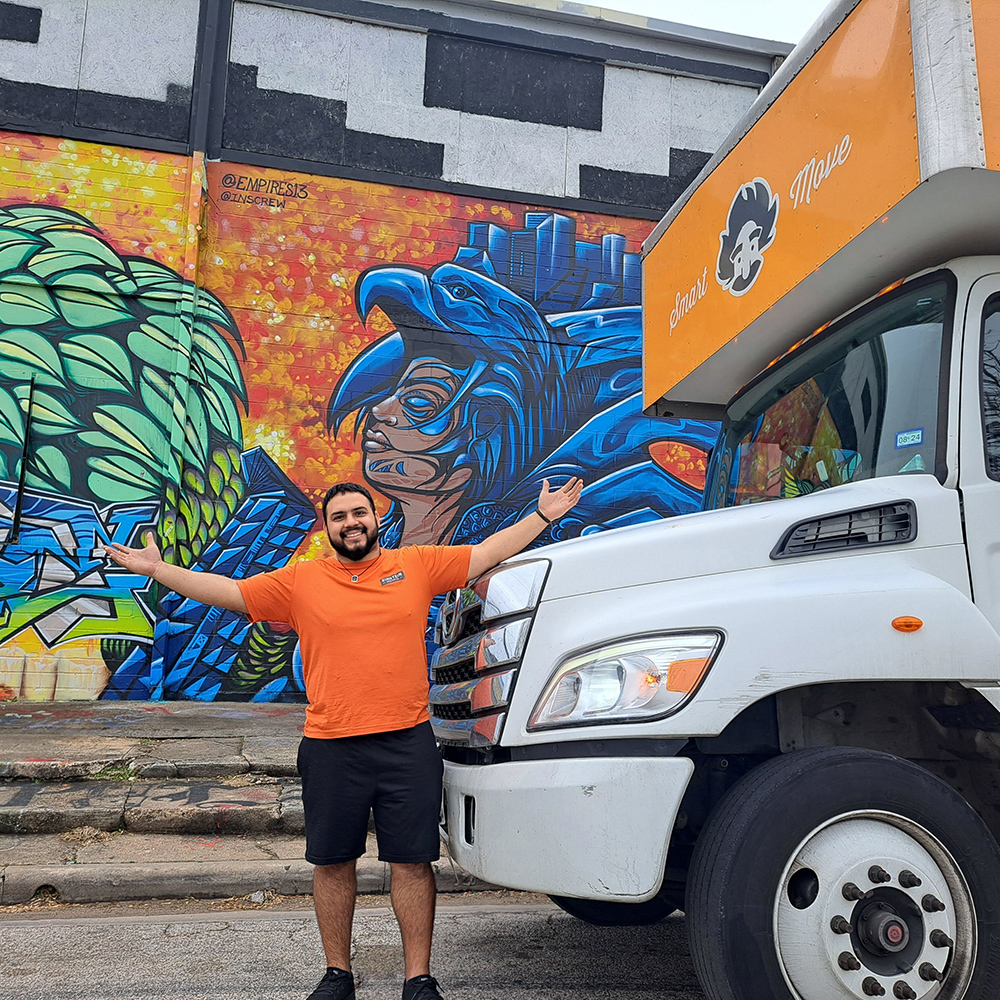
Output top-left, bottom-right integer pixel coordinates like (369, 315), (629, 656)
(534, 507), (552, 524)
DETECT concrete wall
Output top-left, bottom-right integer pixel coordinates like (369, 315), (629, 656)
(0, 1), (786, 701)
(0, 0), (201, 142)
(0, 0), (777, 212)
(223, 1), (757, 207)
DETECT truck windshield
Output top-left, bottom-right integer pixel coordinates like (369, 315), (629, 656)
(704, 276), (952, 510)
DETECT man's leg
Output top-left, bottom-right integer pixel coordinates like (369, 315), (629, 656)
(298, 735), (371, 998)
(372, 723), (444, 997)
(388, 861), (436, 979)
(313, 860), (358, 971)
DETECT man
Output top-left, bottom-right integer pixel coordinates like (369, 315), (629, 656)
(104, 475), (583, 1000)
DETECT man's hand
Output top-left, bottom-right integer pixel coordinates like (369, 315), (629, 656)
(467, 477), (586, 579)
(104, 532), (164, 579)
(537, 477), (584, 524)
(103, 532), (248, 613)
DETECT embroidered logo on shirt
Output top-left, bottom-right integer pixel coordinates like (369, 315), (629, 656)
(381, 571), (405, 586)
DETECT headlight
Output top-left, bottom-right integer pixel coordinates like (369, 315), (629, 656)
(473, 560), (549, 622)
(528, 631), (723, 730)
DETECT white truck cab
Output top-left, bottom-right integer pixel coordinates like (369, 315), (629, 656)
(431, 3), (1000, 999)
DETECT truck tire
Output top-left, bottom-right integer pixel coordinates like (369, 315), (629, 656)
(549, 886), (683, 926)
(686, 747), (1000, 1000)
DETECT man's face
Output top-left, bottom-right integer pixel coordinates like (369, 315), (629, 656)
(324, 493), (380, 561)
(362, 361), (473, 495)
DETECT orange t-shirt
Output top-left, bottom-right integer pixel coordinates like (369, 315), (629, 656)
(237, 545), (472, 739)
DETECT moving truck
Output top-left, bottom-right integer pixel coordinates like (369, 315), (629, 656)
(430, 1), (1000, 997)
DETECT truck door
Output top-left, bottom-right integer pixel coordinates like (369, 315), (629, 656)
(959, 273), (1000, 633)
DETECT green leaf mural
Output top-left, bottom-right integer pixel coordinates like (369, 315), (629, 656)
(0, 385), (25, 448)
(0, 231), (44, 272)
(0, 275), (60, 326)
(0, 329), (66, 386)
(19, 389), (82, 435)
(62, 333), (135, 392)
(232, 622), (301, 690)
(0, 203), (248, 565)
(31, 444), (73, 492)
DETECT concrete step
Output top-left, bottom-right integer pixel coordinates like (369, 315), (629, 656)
(0, 734), (300, 780)
(0, 831), (494, 905)
(0, 777), (303, 835)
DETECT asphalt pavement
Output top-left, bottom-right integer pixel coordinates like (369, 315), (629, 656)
(0, 897), (707, 1000)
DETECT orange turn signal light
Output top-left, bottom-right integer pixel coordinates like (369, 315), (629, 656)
(892, 616), (923, 633)
(666, 657), (712, 693)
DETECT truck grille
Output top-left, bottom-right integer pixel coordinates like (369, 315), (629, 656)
(432, 703), (473, 720)
(433, 662), (477, 686)
(429, 588), (531, 749)
(434, 586), (483, 646)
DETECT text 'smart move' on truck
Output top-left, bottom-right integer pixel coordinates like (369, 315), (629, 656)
(429, 1), (1000, 998)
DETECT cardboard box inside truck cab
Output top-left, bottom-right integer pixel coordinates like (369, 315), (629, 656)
(643, 0), (1000, 415)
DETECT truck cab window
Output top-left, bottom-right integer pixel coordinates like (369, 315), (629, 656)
(705, 277), (951, 509)
(980, 296), (1000, 480)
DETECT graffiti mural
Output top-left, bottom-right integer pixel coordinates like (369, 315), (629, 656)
(333, 228), (716, 549)
(0, 133), (716, 702)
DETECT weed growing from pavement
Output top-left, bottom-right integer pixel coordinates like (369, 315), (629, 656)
(91, 764), (139, 780)
(59, 826), (123, 845)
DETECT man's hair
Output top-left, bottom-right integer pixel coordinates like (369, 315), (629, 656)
(322, 482), (377, 520)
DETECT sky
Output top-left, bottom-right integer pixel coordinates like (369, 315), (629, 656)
(602, 0), (833, 44)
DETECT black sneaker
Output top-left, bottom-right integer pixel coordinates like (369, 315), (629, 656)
(402, 975), (444, 999)
(306, 968), (356, 999)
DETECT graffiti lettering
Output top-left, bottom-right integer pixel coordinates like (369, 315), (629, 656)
(220, 173), (309, 199)
(220, 191), (286, 208)
(670, 265), (709, 332)
(789, 134), (853, 210)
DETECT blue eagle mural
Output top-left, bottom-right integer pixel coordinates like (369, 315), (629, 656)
(330, 214), (717, 551)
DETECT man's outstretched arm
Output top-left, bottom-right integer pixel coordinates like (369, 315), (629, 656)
(467, 477), (583, 580)
(104, 533), (248, 614)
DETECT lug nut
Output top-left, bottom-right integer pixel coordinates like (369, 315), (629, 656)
(839, 951), (862, 971)
(930, 929), (954, 949)
(843, 882), (867, 901)
(922, 894), (946, 913)
(862, 977), (886, 996)
(893, 984), (917, 1000)
(831, 915), (853, 934)
(898, 870), (922, 889)
(869, 865), (892, 884)
(919, 963), (944, 982)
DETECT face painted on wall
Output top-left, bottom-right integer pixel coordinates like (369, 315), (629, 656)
(0, 141), (684, 705)
(362, 361), (473, 495)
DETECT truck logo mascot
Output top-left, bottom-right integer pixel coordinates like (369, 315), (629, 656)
(716, 178), (779, 296)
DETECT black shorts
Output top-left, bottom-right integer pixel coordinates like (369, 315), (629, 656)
(296, 722), (443, 866)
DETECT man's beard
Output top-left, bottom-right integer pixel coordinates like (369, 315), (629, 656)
(329, 524), (379, 562)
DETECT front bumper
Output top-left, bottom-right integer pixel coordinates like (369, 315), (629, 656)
(441, 755), (694, 901)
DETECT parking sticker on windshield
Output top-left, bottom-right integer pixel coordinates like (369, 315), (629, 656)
(895, 428), (923, 449)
